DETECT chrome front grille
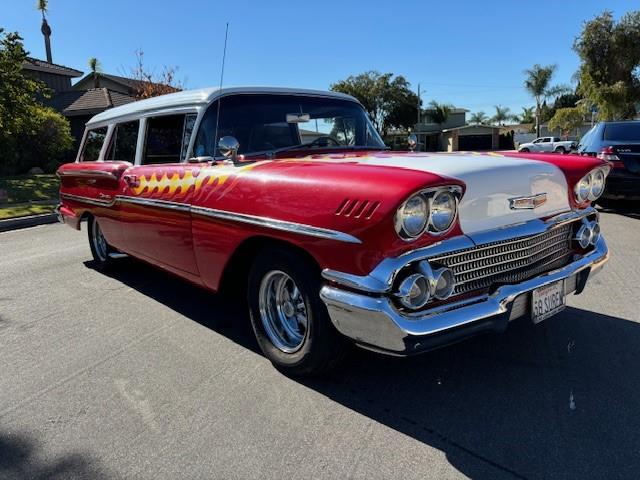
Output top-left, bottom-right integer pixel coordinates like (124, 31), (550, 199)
(430, 223), (574, 296)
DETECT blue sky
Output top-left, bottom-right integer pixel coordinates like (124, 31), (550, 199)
(3, 0), (636, 117)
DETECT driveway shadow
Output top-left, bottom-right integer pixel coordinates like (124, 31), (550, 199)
(0, 431), (110, 479)
(87, 259), (640, 479)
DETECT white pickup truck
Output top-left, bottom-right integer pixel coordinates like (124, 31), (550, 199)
(518, 136), (577, 154)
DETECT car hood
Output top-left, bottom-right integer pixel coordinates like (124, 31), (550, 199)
(280, 151), (571, 235)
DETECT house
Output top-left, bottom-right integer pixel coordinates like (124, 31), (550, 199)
(389, 107), (502, 151)
(22, 57), (83, 93)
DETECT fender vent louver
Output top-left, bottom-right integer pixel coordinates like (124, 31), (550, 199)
(335, 199), (380, 219)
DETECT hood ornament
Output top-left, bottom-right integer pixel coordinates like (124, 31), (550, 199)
(509, 193), (547, 210)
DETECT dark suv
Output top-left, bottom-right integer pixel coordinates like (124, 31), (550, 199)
(577, 121), (640, 200)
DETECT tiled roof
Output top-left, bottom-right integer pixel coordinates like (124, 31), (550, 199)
(47, 88), (135, 116)
(22, 57), (83, 77)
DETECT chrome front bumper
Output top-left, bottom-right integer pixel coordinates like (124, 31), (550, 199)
(320, 210), (609, 355)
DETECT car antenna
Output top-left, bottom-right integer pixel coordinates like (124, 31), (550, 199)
(213, 22), (229, 160)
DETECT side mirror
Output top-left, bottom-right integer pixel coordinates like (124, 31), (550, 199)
(218, 136), (240, 162)
(408, 133), (418, 152)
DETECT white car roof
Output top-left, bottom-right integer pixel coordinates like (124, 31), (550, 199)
(86, 86), (359, 127)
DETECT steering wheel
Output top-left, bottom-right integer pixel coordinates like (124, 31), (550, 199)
(308, 135), (341, 147)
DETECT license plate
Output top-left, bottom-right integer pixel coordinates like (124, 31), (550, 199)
(531, 280), (565, 324)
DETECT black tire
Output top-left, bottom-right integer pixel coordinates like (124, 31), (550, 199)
(87, 216), (115, 270)
(247, 245), (347, 376)
(519, 148), (529, 152)
(555, 146), (566, 154)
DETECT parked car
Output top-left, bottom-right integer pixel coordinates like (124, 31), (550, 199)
(518, 136), (577, 153)
(57, 87), (610, 375)
(576, 121), (640, 200)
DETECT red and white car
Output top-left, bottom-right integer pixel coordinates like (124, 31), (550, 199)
(57, 87), (610, 375)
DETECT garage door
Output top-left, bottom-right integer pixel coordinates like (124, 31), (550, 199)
(459, 134), (492, 151)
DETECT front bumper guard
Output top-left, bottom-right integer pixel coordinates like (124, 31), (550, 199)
(320, 235), (609, 355)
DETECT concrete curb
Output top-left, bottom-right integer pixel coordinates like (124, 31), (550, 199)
(0, 213), (59, 233)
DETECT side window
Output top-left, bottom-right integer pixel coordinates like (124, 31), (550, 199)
(106, 120), (139, 163)
(80, 127), (108, 161)
(143, 114), (194, 165)
(541, 137), (551, 143)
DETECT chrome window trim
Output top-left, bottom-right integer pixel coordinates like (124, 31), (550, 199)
(116, 195), (191, 212)
(322, 207), (598, 294)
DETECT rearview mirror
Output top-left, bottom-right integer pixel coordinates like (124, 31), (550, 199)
(286, 113), (311, 123)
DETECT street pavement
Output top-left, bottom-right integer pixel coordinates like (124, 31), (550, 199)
(1, 207), (639, 480)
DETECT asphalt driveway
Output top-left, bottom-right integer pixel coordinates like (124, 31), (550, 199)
(1, 207), (639, 479)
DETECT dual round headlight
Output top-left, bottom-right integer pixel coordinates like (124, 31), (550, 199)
(395, 188), (459, 240)
(395, 262), (456, 309)
(575, 167), (608, 204)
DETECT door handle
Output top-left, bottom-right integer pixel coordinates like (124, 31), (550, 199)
(123, 174), (139, 188)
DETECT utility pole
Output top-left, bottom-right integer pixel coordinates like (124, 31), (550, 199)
(417, 83), (421, 124)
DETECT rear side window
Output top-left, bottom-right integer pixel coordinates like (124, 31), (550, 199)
(603, 123), (640, 142)
(106, 120), (139, 163)
(80, 127), (108, 161)
(143, 114), (195, 164)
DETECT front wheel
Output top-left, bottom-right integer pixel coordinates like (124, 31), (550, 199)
(247, 246), (347, 376)
(519, 147), (529, 152)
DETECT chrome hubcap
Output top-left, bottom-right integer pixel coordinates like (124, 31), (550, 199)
(92, 220), (107, 261)
(258, 270), (308, 353)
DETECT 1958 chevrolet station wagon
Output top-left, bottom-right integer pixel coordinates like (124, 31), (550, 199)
(57, 87), (610, 375)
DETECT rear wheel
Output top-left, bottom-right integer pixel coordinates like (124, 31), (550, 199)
(88, 216), (115, 270)
(554, 146), (566, 154)
(247, 246), (347, 376)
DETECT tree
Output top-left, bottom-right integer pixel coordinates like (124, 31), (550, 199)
(425, 100), (452, 126)
(573, 11), (640, 120)
(127, 49), (183, 100)
(518, 106), (536, 124)
(524, 64), (570, 137)
(468, 111), (488, 125)
(491, 105), (513, 126)
(330, 71), (419, 136)
(547, 107), (586, 138)
(88, 57), (101, 88)
(0, 29), (72, 174)
(37, 0), (52, 62)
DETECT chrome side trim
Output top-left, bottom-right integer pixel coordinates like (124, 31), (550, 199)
(60, 193), (361, 243)
(60, 192), (116, 207)
(191, 205), (362, 244)
(320, 235), (609, 354)
(322, 207), (598, 294)
(58, 169), (118, 179)
(116, 195), (191, 212)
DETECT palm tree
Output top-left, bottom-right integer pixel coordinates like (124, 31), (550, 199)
(469, 111), (488, 125)
(524, 64), (570, 137)
(491, 105), (513, 126)
(88, 57), (102, 88)
(37, 0), (52, 62)
(426, 100), (452, 126)
(519, 106), (535, 124)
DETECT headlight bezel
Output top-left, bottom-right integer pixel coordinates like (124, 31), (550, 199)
(395, 186), (462, 241)
(574, 166), (610, 205)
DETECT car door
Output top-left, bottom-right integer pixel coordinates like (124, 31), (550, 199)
(117, 113), (201, 277)
(58, 125), (128, 249)
(539, 137), (553, 152)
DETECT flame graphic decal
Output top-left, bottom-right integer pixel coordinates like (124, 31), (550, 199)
(131, 162), (264, 200)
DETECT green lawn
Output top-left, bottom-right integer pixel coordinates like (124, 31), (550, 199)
(0, 174), (59, 219)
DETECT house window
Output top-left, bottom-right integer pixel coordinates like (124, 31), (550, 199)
(143, 114), (194, 165)
(80, 127), (108, 161)
(106, 120), (139, 163)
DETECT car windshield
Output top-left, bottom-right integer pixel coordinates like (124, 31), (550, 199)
(603, 122), (640, 142)
(193, 94), (386, 158)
